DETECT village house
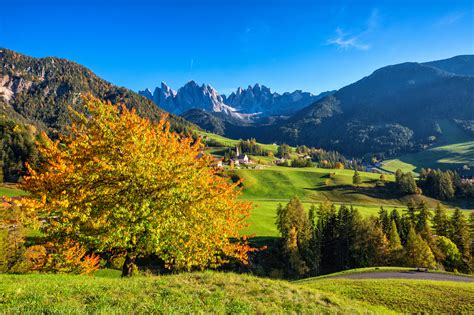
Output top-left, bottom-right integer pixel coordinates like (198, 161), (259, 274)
(231, 146), (250, 165)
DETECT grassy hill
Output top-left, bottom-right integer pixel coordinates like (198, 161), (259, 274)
(200, 131), (280, 153)
(299, 269), (474, 314)
(233, 166), (466, 236)
(302, 279), (474, 313)
(382, 120), (474, 175)
(0, 270), (472, 313)
(0, 272), (391, 314)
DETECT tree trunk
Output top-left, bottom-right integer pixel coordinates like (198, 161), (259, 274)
(121, 253), (136, 277)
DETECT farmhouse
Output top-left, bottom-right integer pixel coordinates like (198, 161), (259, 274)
(212, 157), (224, 168)
(232, 154), (249, 165)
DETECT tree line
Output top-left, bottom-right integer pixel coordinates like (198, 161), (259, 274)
(0, 117), (39, 182)
(275, 197), (473, 278)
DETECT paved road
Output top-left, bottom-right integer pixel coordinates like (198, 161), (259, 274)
(332, 271), (474, 283)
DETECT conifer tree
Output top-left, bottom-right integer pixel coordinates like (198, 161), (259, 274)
(305, 205), (320, 276)
(415, 201), (431, 233)
(276, 197), (312, 277)
(378, 207), (391, 235)
(388, 220), (403, 265)
(469, 212), (474, 241)
(389, 220), (403, 250)
(433, 203), (450, 237)
(404, 226), (436, 269)
(450, 209), (471, 264)
(352, 170), (362, 187)
(405, 199), (417, 225)
(390, 209), (405, 243)
(438, 171), (455, 200)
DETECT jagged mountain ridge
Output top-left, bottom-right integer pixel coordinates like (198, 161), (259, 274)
(182, 55), (474, 157)
(139, 81), (330, 118)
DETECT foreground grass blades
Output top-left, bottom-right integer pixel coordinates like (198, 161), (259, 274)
(0, 272), (393, 314)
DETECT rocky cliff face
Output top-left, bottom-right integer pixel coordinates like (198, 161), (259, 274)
(140, 81), (235, 115)
(224, 84), (327, 115)
(140, 82), (329, 118)
(0, 74), (34, 102)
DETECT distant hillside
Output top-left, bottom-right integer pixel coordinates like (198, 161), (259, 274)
(0, 48), (193, 133)
(210, 55), (474, 158)
(275, 56), (474, 156)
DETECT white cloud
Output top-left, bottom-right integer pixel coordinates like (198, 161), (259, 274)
(327, 8), (379, 51)
(327, 28), (370, 51)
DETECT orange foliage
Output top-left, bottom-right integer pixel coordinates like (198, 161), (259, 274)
(20, 95), (252, 271)
(23, 245), (47, 271)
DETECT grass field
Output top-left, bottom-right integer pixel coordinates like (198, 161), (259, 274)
(234, 166), (473, 236)
(0, 272), (391, 314)
(0, 185), (27, 197)
(241, 200), (396, 237)
(1, 270), (472, 313)
(382, 120), (474, 175)
(300, 276), (474, 313)
(380, 159), (418, 174)
(200, 131), (280, 153)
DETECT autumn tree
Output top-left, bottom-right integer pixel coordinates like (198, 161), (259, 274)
(388, 220), (403, 265)
(436, 236), (462, 271)
(404, 227), (436, 269)
(276, 197), (312, 278)
(20, 95), (251, 276)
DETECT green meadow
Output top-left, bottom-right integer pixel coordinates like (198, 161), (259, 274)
(233, 166), (471, 236)
(0, 270), (472, 314)
(382, 120), (474, 175)
(299, 276), (474, 314)
(200, 131), (280, 153)
(0, 271), (391, 314)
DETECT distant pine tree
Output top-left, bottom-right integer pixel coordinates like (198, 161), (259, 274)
(352, 170), (362, 187)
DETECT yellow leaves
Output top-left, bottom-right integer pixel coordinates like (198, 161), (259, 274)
(19, 95), (253, 272)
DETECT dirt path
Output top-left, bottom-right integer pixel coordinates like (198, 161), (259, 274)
(333, 271), (474, 283)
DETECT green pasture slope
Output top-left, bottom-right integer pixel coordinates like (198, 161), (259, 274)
(299, 269), (474, 314)
(0, 271), (391, 314)
(382, 120), (474, 175)
(234, 166), (467, 236)
(200, 131), (280, 153)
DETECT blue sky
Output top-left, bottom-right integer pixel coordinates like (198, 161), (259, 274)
(2, 0), (473, 95)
